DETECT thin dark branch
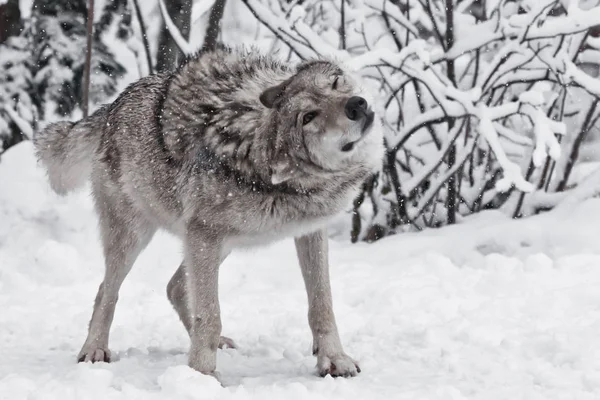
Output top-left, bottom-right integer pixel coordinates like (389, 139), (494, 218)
(132, 0), (152, 75)
(366, 2), (417, 40)
(412, 80), (442, 149)
(410, 141), (477, 223)
(445, 0), (458, 225)
(424, 0), (445, 48)
(556, 98), (600, 191)
(381, 0), (403, 51)
(392, 115), (456, 155)
(406, 118), (467, 198)
(386, 147), (410, 226)
(537, 89), (565, 190)
(82, 0), (95, 118)
(240, 0), (311, 60)
(339, 0), (346, 50)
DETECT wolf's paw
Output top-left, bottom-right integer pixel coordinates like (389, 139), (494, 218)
(218, 336), (236, 349)
(77, 347), (111, 363)
(316, 353), (361, 378)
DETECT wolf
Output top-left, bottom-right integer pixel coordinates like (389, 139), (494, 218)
(34, 46), (384, 379)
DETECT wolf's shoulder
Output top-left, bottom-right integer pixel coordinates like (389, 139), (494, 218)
(175, 45), (292, 90)
(107, 73), (172, 113)
(185, 45), (289, 73)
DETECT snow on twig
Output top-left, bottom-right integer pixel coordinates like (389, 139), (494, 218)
(288, 6), (342, 58)
(446, 4), (600, 59)
(348, 40), (429, 70)
(362, 0), (419, 37)
(563, 61), (600, 97)
(241, 0), (320, 59)
(239, 0), (574, 201)
(391, 79), (564, 192)
(555, 165), (600, 210)
(477, 105), (533, 192)
(494, 123), (533, 147)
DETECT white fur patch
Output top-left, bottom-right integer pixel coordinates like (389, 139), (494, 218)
(226, 216), (334, 249)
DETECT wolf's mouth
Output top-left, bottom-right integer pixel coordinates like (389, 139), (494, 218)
(341, 111), (375, 152)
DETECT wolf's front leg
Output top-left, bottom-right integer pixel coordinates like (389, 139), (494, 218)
(184, 227), (224, 378)
(295, 230), (360, 378)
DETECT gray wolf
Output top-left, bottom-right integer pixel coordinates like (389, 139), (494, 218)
(34, 46), (384, 379)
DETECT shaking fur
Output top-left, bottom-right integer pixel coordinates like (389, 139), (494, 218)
(33, 46), (384, 379)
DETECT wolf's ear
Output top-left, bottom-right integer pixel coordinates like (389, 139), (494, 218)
(260, 78), (292, 108)
(271, 159), (301, 185)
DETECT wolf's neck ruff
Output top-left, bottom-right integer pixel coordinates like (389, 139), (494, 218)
(158, 49), (376, 193)
(158, 50), (288, 188)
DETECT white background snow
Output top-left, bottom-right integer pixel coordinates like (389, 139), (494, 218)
(2, 142), (600, 399)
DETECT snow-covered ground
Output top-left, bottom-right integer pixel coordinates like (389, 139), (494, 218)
(1, 141), (600, 399)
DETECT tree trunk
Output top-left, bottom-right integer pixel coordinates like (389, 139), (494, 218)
(203, 0), (227, 51)
(156, 0), (192, 72)
(0, 0), (21, 44)
(444, 0), (457, 224)
(82, 0), (95, 118)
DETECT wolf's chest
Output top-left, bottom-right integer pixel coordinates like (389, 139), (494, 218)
(227, 214), (334, 249)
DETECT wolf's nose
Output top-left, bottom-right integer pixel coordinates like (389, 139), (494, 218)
(345, 96), (368, 120)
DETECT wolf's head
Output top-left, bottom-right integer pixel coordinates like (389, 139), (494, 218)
(259, 60), (384, 186)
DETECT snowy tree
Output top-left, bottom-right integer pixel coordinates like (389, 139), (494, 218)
(0, 35), (36, 153)
(0, 0), (135, 153)
(0, 0), (34, 154)
(29, 0), (127, 120)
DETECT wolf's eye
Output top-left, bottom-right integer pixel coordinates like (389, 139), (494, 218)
(302, 111), (318, 125)
(332, 76), (339, 90)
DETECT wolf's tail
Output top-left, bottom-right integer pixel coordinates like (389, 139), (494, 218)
(34, 107), (106, 195)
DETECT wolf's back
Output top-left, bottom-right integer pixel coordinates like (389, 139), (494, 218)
(34, 107), (106, 195)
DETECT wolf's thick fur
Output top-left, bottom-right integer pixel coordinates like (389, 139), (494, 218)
(34, 46), (384, 379)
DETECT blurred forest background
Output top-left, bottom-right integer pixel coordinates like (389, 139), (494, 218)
(1, 0), (600, 242)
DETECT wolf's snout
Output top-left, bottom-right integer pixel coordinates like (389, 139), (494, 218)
(345, 96), (368, 121)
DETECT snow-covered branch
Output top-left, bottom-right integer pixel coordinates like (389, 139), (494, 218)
(446, 4), (600, 60)
(241, 0), (321, 60)
(158, 0), (195, 56)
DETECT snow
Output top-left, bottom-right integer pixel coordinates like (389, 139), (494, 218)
(2, 141), (600, 398)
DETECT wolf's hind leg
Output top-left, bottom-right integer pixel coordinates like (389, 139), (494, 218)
(78, 192), (156, 363)
(167, 263), (236, 349)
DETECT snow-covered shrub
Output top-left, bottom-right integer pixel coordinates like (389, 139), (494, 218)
(0, 0), (130, 154)
(29, 0), (127, 120)
(240, 0), (600, 241)
(0, 35), (36, 152)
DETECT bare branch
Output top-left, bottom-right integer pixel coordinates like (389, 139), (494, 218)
(132, 0), (153, 75)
